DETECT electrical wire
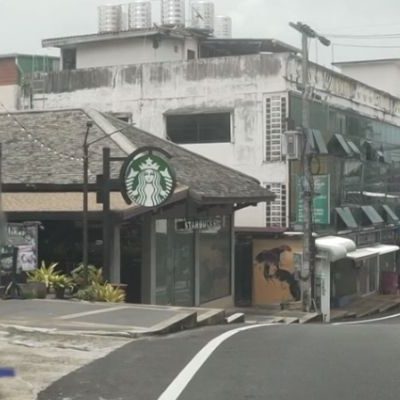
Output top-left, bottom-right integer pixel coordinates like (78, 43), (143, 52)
(333, 42), (400, 49)
(324, 32), (400, 39)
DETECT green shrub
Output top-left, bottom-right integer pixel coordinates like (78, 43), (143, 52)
(71, 264), (104, 287)
(74, 281), (125, 303)
(26, 262), (60, 290)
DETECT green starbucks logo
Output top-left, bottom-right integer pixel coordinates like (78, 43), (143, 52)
(121, 149), (176, 208)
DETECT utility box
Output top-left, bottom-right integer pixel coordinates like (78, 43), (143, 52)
(283, 130), (303, 160)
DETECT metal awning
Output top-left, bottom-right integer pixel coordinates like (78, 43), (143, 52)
(366, 244), (399, 255)
(336, 207), (358, 229)
(382, 205), (399, 223)
(361, 205), (384, 225)
(316, 236), (356, 262)
(346, 248), (380, 260)
(309, 129), (328, 154)
(329, 134), (353, 157)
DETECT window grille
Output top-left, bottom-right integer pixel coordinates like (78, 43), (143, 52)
(265, 94), (287, 162)
(264, 182), (287, 227)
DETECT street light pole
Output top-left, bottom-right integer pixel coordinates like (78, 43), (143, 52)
(82, 121), (135, 285)
(289, 22), (330, 312)
(82, 121), (93, 286)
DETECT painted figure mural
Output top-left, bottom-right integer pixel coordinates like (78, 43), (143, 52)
(255, 245), (301, 301)
(253, 240), (301, 305)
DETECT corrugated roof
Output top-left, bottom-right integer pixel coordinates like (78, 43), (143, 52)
(42, 28), (189, 48)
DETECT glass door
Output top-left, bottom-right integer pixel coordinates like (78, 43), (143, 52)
(155, 219), (194, 306)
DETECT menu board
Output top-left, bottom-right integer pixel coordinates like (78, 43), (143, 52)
(1, 223), (39, 273)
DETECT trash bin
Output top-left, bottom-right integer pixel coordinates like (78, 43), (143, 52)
(380, 272), (398, 294)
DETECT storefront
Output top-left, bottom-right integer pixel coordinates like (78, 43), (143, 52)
(0, 108), (274, 307)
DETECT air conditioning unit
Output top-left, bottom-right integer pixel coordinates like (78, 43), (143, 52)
(283, 130), (303, 160)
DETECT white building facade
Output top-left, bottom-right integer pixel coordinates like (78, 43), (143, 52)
(25, 39), (400, 230)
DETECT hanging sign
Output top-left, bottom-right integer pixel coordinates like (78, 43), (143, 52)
(120, 147), (177, 208)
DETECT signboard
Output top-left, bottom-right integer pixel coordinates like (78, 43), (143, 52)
(296, 175), (330, 225)
(120, 147), (176, 208)
(175, 217), (223, 233)
(1, 223), (39, 273)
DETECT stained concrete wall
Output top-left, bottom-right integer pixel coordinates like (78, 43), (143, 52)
(0, 85), (20, 110)
(31, 54), (287, 227)
(75, 36), (198, 69)
(335, 62), (400, 99)
(29, 52), (400, 228)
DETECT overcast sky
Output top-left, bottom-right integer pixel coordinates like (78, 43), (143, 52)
(1, 0), (400, 67)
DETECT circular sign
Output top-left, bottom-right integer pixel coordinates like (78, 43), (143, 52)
(121, 151), (176, 208)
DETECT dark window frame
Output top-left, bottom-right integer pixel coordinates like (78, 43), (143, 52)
(166, 112), (232, 144)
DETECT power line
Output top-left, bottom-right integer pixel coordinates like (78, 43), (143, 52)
(324, 32), (400, 39)
(333, 42), (400, 48)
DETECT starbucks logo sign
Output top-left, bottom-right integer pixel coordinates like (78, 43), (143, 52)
(120, 148), (176, 208)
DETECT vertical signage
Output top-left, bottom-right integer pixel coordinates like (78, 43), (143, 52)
(296, 175), (330, 225)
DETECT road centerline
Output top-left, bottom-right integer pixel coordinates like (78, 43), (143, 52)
(157, 323), (276, 400)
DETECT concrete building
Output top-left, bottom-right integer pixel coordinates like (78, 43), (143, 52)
(16, 31), (400, 312)
(0, 54), (59, 110)
(334, 58), (400, 98)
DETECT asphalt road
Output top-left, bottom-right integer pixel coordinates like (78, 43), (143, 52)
(39, 318), (400, 400)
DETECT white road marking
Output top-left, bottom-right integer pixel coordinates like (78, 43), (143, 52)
(333, 312), (400, 325)
(157, 323), (275, 400)
(56, 306), (129, 320)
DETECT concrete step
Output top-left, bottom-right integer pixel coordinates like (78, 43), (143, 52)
(225, 313), (245, 324)
(196, 308), (226, 327)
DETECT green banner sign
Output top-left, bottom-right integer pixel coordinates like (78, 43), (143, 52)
(296, 175), (330, 225)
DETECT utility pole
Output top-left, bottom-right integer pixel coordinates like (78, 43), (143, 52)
(289, 22), (330, 312)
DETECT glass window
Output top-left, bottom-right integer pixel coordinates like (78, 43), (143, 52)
(166, 113), (231, 144)
(199, 216), (231, 303)
(155, 219), (195, 306)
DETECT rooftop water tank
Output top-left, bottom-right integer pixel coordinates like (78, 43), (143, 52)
(161, 0), (185, 27)
(128, 1), (152, 30)
(214, 15), (232, 38)
(190, 1), (215, 32)
(98, 4), (122, 33)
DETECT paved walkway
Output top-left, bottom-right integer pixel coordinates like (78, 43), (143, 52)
(0, 299), (223, 336)
(331, 294), (400, 321)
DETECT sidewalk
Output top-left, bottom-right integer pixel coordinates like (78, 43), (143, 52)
(227, 305), (320, 324)
(330, 294), (400, 321)
(0, 299), (225, 337)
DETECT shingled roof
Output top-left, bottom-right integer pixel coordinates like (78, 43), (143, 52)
(0, 109), (273, 205)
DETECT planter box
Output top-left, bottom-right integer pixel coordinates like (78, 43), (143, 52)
(20, 282), (47, 299)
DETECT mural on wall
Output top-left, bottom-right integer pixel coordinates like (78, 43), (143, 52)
(253, 239), (302, 305)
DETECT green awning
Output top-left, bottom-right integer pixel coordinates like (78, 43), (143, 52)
(312, 129), (328, 154)
(347, 140), (361, 156)
(328, 134), (353, 157)
(382, 205), (399, 224)
(336, 207), (358, 229)
(361, 205), (384, 225)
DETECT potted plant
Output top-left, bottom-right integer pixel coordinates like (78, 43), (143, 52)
(51, 275), (74, 299)
(26, 261), (60, 295)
